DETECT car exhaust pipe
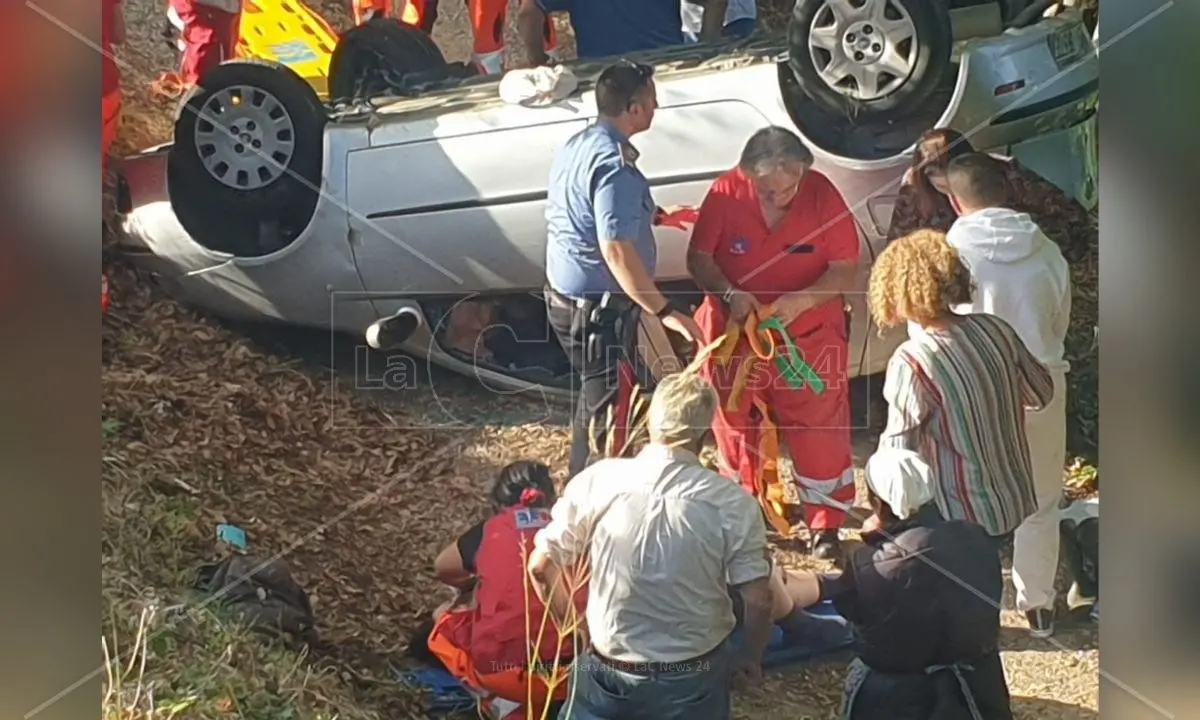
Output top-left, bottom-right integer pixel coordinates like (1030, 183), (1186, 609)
(365, 306), (422, 350)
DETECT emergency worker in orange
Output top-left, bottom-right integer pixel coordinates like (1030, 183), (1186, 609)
(687, 126), (860, 559)
(352, 0), (557, 76)
(169, 0), (242, 87)
(350, 0), (425, 28)
(425, 461), (583, 719)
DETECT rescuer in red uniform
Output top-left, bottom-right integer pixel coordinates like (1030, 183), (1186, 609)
(687, 126), (861, 559)
(169, 0), (242, 86)
(423, 461), (584, 719)
(351, 0), (557, 76)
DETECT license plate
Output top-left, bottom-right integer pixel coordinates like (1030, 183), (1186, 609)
(1048, 26), (1090, 71)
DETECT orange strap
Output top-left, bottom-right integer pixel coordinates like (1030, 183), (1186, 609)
(711, 308), (794, 534)
(754, 400), (792, 535)
(718, 306), (778, 410)
(714, 323), (740, 367)
(725, 358), (755, 413)
(742, 308), (775, 360)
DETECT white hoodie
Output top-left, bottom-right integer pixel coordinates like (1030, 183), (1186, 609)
(946, 207), (1072, 371)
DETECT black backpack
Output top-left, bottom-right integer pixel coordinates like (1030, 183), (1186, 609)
(196, 554), (317, 646)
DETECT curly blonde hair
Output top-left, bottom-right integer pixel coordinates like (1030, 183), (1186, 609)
(868, 229), (974, 328)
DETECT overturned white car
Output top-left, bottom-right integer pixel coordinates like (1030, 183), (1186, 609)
(114, 0), (1098, 393)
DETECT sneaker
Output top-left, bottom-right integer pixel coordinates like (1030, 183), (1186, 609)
(1067, 581), (1097, 610)
(810, 530), (842, 560)
(1026, 608), (1055, 639)
(1089, 601), (1099, 623)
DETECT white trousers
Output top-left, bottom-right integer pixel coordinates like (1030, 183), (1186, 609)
(1012, 368), (1068, 612)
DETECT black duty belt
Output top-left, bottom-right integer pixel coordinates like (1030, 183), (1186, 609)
(544, 287), (635, 314)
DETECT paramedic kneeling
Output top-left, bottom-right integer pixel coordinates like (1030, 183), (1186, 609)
(687, 126), (860, 559)
(825, 449), (1013, 719)
(425, 461), (582, 719)
(543, 61), (700, 477)
(528, 374), (774, 720)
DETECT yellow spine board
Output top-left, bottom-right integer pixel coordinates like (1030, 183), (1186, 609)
(235, 0), (342, 97)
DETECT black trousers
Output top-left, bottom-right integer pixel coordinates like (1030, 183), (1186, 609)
(545, 288), (641, 478)
(848, 651), (1013, 720)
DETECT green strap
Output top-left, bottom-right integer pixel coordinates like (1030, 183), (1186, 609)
(759, 317), (826, 394)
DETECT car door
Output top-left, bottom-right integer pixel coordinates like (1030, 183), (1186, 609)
(346, 110), (590, 299)
(348, 96), (775, 301)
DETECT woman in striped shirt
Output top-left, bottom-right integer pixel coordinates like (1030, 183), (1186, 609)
(868, 230), (1054, 538)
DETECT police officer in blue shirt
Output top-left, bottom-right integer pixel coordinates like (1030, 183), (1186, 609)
(517, 0), (727, 64)
(543, 61), (702, 477)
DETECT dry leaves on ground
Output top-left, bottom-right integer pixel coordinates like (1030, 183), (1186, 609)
(104, 1), (1098, 717)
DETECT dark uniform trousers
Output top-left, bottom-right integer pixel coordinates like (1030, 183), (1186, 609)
(544, 287), (642, 478)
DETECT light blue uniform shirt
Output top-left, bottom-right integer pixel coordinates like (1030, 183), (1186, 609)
(544, 122), (658, 300)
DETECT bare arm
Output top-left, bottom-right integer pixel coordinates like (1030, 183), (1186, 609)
(602, 240), (671, 314)
(724, 493), (773, 672)
(527, 545), (579, 629)
(528, 474), (594, 630)
(517, 0), (550, 66)
(734, 576), (774, 664)
(686, 248), (734, 296)
(433, 543), (474, 590)
(775, 259), (860, 316)
(699, 0), (729, 42)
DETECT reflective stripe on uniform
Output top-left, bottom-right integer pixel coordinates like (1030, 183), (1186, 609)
(795, 468), (856, 507)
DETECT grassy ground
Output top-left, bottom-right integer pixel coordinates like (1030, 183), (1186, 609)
(102, 1), (1098, 718)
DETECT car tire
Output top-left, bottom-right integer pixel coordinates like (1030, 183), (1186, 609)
(328, 18), (448, 102)
(787, 0), (952, 120)
(168, 59), (326, 256)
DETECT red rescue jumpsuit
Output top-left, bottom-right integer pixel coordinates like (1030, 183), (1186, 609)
(427, 505), (583, 718)
(352, 0), (557, 75)
(170, 0), (242, 86)
(351, 0), (424, 27)
(689, 167), (859, 530)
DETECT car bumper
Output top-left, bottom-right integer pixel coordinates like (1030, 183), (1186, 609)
(946, 12), (1099, 155)
(113, 149), (380, 333)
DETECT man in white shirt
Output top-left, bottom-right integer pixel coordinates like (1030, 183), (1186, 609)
(943, 153), (1072, 639)
(681, 0), (757, 43)
(527, 373), (774, 719)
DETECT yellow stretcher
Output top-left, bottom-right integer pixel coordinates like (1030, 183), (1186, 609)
(230, 0), (423, 97)
(233, 0), (343, 97)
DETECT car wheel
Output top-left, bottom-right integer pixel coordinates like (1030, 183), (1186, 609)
(787, 0), (952, 119)
(168, 59), (326, 256)
(328, 18), (449, 102)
